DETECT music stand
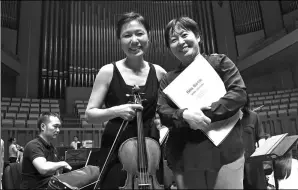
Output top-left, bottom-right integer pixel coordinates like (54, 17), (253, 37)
(246, 135), (298, 190)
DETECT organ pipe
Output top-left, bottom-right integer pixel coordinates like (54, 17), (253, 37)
(39, 1), (218, 99)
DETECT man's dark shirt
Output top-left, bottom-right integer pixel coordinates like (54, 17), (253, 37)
(21, 136), (58, 189)
(157, 54), (247, 170)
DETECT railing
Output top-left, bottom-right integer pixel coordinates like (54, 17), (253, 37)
(230, 1), (264, 36)
(1, 1), (20, 30)
(280, 0), (298, 15)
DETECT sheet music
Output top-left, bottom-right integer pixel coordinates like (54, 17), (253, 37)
(251, 133), (288, 157)
(159, 127), (169, 144)
(163, 54), (241, 146)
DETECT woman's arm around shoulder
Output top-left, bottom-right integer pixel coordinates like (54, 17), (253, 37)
(153, 64), (167, 82)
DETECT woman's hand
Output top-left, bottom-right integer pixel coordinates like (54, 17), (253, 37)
(182, 107), (211, 130)
(111, 104), (143, 121)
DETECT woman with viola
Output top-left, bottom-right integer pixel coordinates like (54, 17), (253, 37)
(85, 12), (166, 189)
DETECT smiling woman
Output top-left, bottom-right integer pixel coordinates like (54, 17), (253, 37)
(85, 12), (166, 189)
(157, 16), (247, 189)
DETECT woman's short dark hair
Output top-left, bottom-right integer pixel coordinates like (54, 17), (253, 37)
(164, 16), (201, 48)
(8, 137), (15, 143)
(116, 12), (150, 39)
(37, 112), (61, 131)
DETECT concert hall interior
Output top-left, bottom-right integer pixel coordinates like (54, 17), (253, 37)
(1, 1), (298, 189)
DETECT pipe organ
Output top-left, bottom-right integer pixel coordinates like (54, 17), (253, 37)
(39, 1), (217, 99)
(229, 1), (264, 36)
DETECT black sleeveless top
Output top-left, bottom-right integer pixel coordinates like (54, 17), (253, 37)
(101, 62), (159, 148)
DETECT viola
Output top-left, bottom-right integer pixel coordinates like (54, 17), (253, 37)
(118, 85), (163, 189)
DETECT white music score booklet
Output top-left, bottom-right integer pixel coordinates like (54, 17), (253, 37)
(163, 54), (241, 146)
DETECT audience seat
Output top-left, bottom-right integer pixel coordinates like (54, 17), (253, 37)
(281, 93), (290, 98)
(31, 98), (40, 103)
(2, 119), (14, 128)
(265, 95), (274, 100)
(1, 106), (7, 113)
(14, 120), (26, 128)
(8, 106), (19, 113)
(261, 106), (270, 112)
(268, 110), (277, 118)
(30, 107), (40, 114)
(260, 92), (268, 96)
(75, 100), (84, 104)
(19, 107), (30, 114)
(263, 100), (272, 105)
(82, 120), (92, 128)
(22, 98), (30, 103)
(27, 120), (38, 128)
(50, 99), (59, 103)
(30, 103), (39, 108)
(288, 108), (298, 116)
(280, 98), (289, 104)
(41, 104), (50, 108)
(279, 104), (288, 110)
(289, 102), (298, 109)
(255, 100), (263, 106)
(79, 114), (86, 121)
(41, 99), (50, 104)
(5, 113), (16, 120)
(271, 99), (280, 104)
(50, 104), (59, 108)
(76, 104), (85, 109)
(1, 102), (10, 106)
(276, 90), (285, 94)
(77, 108), (86, 115)
(270, 105), (279, 111)
(290, 97), (298, 102)
(17, 113), (28, 120)
(11, 98), (21, 102)
(250, 97), (258, 101)
(2, 97), (11, 102)
(51, 108), (60, 114)
(20, 103), (30, 107)
(40, 108), (50, 113)
(29, 113), (39, 120)
(277, 109), (287, 117)
(10, 102), (20, 107)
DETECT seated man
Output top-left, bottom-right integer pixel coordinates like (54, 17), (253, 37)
(21, 112), (72, 189)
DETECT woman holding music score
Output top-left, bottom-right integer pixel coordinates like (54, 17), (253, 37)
(157, 16), (247, 189)
(85, 12), (166, 189)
